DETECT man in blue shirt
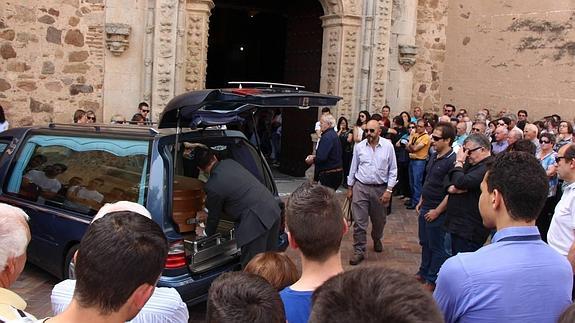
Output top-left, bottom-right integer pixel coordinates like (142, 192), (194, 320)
(280, 182), (346, 323)
(434, 152), (573, 323)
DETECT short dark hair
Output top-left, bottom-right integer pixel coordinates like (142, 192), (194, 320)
(444, 104), (455, 111)
(506, 139), (536, 155)
(286, 182), (344, 262)
(564, 144), (575, 161)
(370, 113), (382, 121)
(74, 211), (168, 314)
(517, 109), (528, 117)
(73, 109), (86, 123)
(138, 102), (149, 109)
(206, 272), (285, 323)
(499, 117), (511, 126)
(540, 132), (556, 144)
(321, 107), (331, 114)
(189, 145), (215, 169)
(382, 105), (391, 112)
(309, 267), (443, 323)
(392, 115), (404, 127)
(0, 105), (5, 124)
(485, 152), (548, 221)
(131, 113), (145, 122)
(434, 121), (456, 145)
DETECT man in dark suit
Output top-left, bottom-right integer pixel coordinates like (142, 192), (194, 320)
(191, 146), (281, 267)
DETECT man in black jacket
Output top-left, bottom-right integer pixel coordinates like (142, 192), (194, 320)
(191, 146), (281, 267)
(444, 133), (492, 254)
(306, 114), (343, 190)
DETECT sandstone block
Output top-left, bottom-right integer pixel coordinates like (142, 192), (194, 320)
(46, 26), (62, 44)
(76, 76), (86, 83)
(42, 61), (55, 74)
(61, 78), (74, 85)
(69, 84), (93, 95)
(68, 51), (89, 62)
(69, 16), (80, 27)
(17, 81), (37, 91)
(14, 5), (36, 23)
(7, 61), (31, 72)
(63, 63), (90, 74)
(0, 79), (11, 91)
(19, 116), (34, 126)
(0, 30), (15, 41)
(16, 32), (39, 43)
(30, 98), (54, 113)
(0, 43), (16, 59)
(45, 81), (63, 92)
(38, 15), (56, 24)
(48, 8), (60, 17)
(65, 29), (84, 47)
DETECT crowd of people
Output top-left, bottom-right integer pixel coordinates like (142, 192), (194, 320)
(1, 104), (575, 322)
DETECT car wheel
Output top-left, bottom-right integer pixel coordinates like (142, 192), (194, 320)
(63, 244), (79, 279)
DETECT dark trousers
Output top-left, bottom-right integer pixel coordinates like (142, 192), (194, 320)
(451, 234), (484, 255)
(536, 196), (557, 242)
(319, 170), (343, 191)
(240, 218), (280, 268)
(397, 161), (411, 198)
(418, 207), (448, 284)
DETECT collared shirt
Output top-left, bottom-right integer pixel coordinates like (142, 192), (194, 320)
(408, 132), (430, 160)
(0, 288), (36, 322)
(347, 137), (397, 188)
(315, 127), (342, 172)
(51, 280), (189, 323)
(434, 226), (573, 323)
(548, 182), (575, 256)
(491, 140), (509, 154)
(421, 150), (455, 208)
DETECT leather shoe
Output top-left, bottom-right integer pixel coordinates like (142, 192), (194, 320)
(374, 240), (383, 252)
(349, 254), (364, 266)
(406, 205), (416, 210)
(404, 200), (411, 206)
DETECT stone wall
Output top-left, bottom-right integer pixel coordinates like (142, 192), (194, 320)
(0, 0), (105, 127)
(410, 0), (448, 114)
(440, 0), (575, 121)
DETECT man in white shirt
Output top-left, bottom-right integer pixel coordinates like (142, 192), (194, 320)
(347, 120), (397, 265)
(23, 163), (67, 203)
(65, 178), (105, 212)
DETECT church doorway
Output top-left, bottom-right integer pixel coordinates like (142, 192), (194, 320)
(206, 0), (324, 176)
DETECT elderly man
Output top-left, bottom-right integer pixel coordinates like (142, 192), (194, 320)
(507, 128), (523, 145)
(347, 119), (397, 265)
(306, 114), (343, 190)
(444, 134), (492, 254)
(47, 206), (170, 323)
(434, 152), (573, 323)
(0, 204), (35, 321)
(491, 126), (509, 154)
(470, 121), (487, 135)
(524, 123), (541, 154)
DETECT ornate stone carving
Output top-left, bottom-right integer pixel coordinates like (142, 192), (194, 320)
(369, 0), (394, 110)
(104, 23), (131, 56)
(184, 0), (214, 91)
(398, 44), (417, 71)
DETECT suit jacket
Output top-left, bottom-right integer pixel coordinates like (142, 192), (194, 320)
(204, 159), (281, 247)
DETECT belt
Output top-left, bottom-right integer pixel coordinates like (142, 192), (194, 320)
(320, 167), (343, 174)
(357, 180), (387, 187)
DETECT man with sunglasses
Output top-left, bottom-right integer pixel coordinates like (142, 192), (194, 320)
(548, 144), (575, 276)
(444, 134), (492, 255)
(138, 102), (151, 125)
(415, 122), (456, 291)
(347, 120), (397, 265)
(406, 119), (431, 209)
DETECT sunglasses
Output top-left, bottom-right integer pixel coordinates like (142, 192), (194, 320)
(539, 139), (550, 144)
(141, 109), (150, 113)
(87, 117), (95, 121)
(409, 126), (416, 129)
(497, 122), (506, 126)
(463, 146), (482, 155)
(366, 128), (377, 133)
(431, 135), (443, 141)
(472, 128), (482, 132)
(555, 156), (567, 163)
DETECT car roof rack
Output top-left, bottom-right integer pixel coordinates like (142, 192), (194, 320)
(228, 81), (305, 91)
(47, 123), (160, 136)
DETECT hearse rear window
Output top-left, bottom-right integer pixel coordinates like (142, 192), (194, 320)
(6, 134), (150, 216)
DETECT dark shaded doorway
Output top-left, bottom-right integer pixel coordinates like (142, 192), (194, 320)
(207, 0), (324, 177)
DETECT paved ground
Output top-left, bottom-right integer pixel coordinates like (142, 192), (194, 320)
(12, 172), (421, 322)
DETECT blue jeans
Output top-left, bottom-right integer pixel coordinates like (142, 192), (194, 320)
(409, 159), (426, 207)
(417, 207), (449, 284)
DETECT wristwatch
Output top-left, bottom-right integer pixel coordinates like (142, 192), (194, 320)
(386, 188), (393, 193)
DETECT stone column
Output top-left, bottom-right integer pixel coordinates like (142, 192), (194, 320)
(320, 14), (363, 119)
(183, 0), (214, 92)
(151, 0), (181, 118)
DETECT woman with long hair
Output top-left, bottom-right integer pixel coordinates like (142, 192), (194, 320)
(399, 111), (411, 127)
(337, 116), (353, 187)
(353, 110), (370, 143)
(0, 105), (7, 132)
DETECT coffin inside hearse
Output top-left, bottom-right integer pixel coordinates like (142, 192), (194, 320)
(172, 175), (240, 274)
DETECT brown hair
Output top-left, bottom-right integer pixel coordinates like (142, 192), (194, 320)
(244, 252), (299, 290)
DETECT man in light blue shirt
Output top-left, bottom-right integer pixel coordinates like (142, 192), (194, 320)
(434, 152), (573, 323)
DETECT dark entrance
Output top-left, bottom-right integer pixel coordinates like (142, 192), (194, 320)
(206, 0), (324, 177)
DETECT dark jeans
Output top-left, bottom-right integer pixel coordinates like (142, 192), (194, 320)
(397, 161), (411, 198)
(418, 207), (448, 284)
(409, 159), (426, 207)
(319, 170), (343, 191)
(451, 234), (483, 255)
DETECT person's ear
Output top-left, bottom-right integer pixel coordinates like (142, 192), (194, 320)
(73, 250), (78, 264)
(492, 189), (502, 210)
(287, 231), (299, 250)
(129, 283), (155, 311)
(342, 218), (349, 235)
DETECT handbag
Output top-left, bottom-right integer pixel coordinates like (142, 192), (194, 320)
(342, 196), (353, 226)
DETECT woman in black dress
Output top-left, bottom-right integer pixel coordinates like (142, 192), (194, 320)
(337, 117), (353, 188)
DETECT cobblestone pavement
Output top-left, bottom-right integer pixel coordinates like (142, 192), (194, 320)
(12, 177), (421, 322)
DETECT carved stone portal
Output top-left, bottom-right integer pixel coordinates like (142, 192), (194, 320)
(105, 23), (131, 56)
(398, 44), (417, 71)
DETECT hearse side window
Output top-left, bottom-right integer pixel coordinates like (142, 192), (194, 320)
(6, 135), (150, 217)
